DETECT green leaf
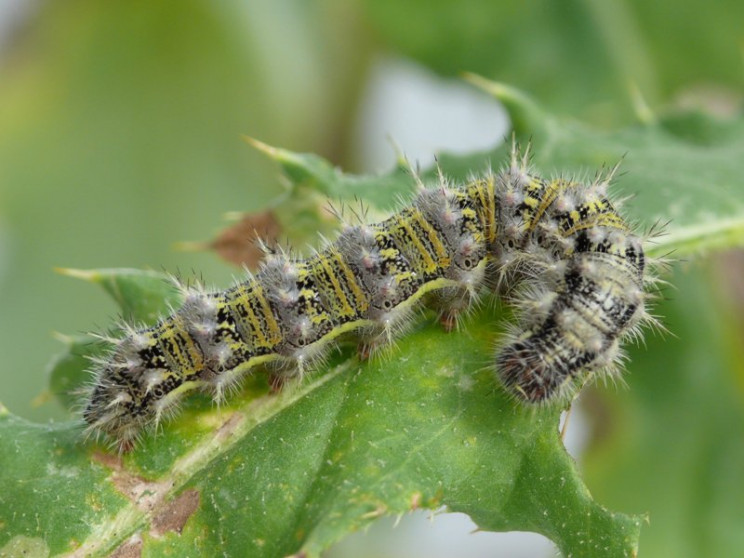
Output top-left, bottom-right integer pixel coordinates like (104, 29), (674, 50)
(45, 334), (106, 412)
(251, 78), (744, 262)
(54, 268), (181, 324)
(244, 137), (419, 211)
(5, 85), (744, 557)
(583, 265), (744, 557)
(362, 0), (744, 122)
(238, 137), (420, 258)
(1, 312), (642, 557)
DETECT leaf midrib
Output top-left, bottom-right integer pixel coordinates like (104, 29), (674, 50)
(64, 361), (353, 557)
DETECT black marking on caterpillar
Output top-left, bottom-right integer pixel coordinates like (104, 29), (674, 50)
(82, 143), (660, 449)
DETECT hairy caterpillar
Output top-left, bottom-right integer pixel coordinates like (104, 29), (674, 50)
(83, 144), (656, 449)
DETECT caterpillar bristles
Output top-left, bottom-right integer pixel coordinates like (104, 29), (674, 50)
(82, 141), (662, 451)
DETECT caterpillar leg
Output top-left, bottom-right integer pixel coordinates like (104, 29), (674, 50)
(439, 311), (458, 333)
(433, 285), (479, 333)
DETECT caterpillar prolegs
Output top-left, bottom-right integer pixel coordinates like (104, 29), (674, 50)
(83, 145), (655, 448)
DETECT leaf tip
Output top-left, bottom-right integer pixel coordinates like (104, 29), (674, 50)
(241, 134), (277, 154)
(462, 73), (548, 137)
(242, 134), (321, 190)
(51, 330), (74, 344)
(628, 82), (657, 126)
(31, 389), (53, 408)
(171, 240), (210, 253)
(55, 267), (101, 283)
(242, 134), (299, 166)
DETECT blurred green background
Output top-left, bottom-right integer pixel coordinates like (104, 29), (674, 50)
(1, 1), (742, 556)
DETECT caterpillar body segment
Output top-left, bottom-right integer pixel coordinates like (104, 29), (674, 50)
(494, 161), (647, 402)
(83, 148), (652, 448)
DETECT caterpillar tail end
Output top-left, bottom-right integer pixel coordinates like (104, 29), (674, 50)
(496, 340), (568, 404)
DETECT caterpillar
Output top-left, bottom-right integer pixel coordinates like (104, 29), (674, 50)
(83, 143), (655, 449)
